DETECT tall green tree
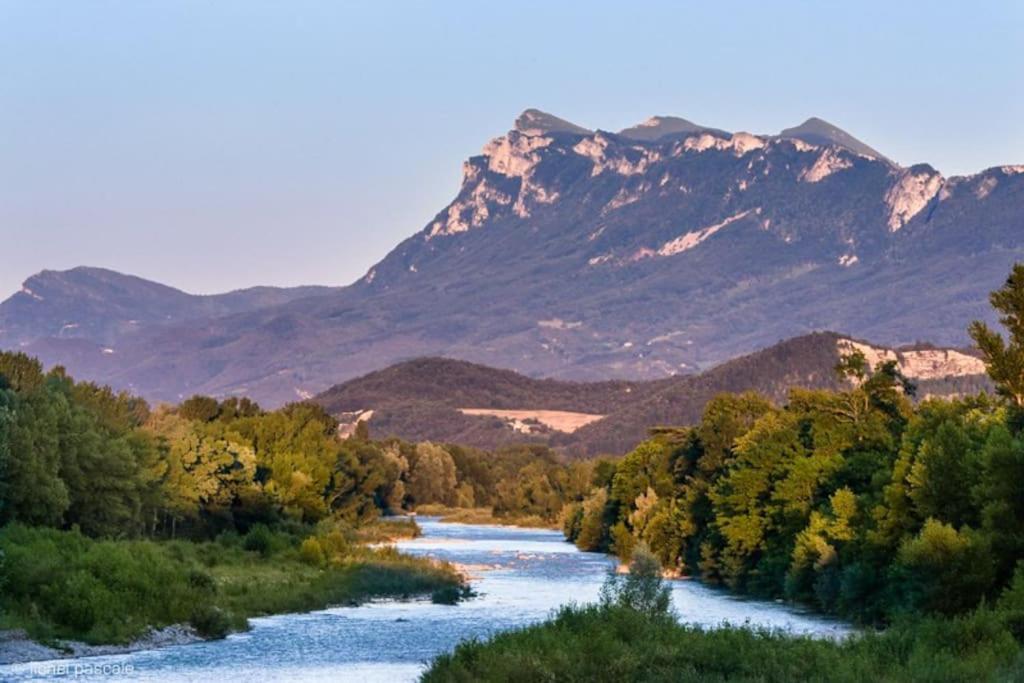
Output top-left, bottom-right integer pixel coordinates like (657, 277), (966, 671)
(407, 443), (457, 505)
(970, 263), (1024, 408)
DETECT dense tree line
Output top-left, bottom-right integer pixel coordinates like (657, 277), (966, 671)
(563, 267), (1024, 623)
(0, 355), (591, 541)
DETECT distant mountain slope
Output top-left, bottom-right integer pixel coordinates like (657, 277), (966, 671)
(3, 110), (1021, 406)
(0, 266), (338, 354)
(778, 117), (894, 165)
(315, 333), (991, 456)
(315, 356), (659, 414)
(617, 115), (727, 141)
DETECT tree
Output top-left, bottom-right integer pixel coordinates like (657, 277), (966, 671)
(178, 396), (221, 423)
(407, 443), (457, 505)
(599, 544), (672, 616)
(610, 440), (672, 508)
(575, 488), (610, 552)
(148, 411), (258, 534)
(0, 352), (45, 393)
(970, 263), (1024, 407)
(896, 519), (994, 615)
(0, 389), (70, 526)
(0, 391), (13, 520)
(709, 409), (803, 586)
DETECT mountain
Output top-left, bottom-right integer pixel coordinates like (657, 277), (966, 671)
(2, 109), (1022, 406)
(315, 333), (990, 456)
(778, 117), (894, 165)
(514, 108), (592, 136)
(0, 266), (338, 357)
(617, 116), (727, 142)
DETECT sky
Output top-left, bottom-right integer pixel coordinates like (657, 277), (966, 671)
(1, 1), (1022, 299)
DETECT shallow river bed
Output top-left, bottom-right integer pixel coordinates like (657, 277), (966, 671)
(0, 518), (848, 682)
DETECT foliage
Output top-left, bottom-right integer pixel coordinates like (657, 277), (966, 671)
(598, 544), (672, 617)
(558, 274), (1024, 626)
(0, 523), (461, 645)
(422, 602), (1024, 683)
(970, 263), (1024, 407)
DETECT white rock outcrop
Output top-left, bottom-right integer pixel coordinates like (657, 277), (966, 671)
(884, 168), (944, 231)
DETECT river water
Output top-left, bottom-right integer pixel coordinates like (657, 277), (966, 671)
(1, 519), (849, 682)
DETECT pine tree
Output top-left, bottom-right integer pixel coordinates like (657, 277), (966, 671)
(970, 263), (1024, 407)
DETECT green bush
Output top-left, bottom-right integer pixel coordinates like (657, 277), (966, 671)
(0, 523), (465, 646)
(0, 525), (202, 643)
(598, 544), (672, 617)
(189, 604), (231, 639)
(242, 525), (276, 557)
(299, 537), (326, 566)
(430, 585), (464, 605)
(187, 568), (217, 593)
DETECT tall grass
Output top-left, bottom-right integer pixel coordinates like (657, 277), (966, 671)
(0, 523), (462, 646)
(424, 550), (1024, 682)
(423, 603), (1024, 683)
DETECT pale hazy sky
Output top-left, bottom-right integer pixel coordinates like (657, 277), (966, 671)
(2, 1), (1022, 299)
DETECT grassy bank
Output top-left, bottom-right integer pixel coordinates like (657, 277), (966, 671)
(424, 548), (1024, 682)
(414, 505), (557, 530)
(0, 521), (462, 647)
(353, 516), (422, 542)
(423, 603), (1024, 682)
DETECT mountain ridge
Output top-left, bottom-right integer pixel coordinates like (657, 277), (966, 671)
(1, 109), (1021, 406)
(0, 266), (340, 349)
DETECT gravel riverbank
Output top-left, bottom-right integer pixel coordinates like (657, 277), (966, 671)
(0, 625), (202, 665)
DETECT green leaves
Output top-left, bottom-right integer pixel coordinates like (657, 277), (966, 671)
(970, 262), (1024, 407)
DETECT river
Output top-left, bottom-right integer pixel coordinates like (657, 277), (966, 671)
(0, 518), (849, 682)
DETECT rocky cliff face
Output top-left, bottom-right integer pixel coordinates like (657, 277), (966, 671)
(2, 111), (1022, 406)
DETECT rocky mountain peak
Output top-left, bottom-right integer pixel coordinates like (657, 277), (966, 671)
(6, 109), (1021, 407)
(779, 116), (894, 165)
(513, 109), (592, 137)
(617, 115), (726, 141)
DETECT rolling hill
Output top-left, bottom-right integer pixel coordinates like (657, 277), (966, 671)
(315, 332), (990, 456)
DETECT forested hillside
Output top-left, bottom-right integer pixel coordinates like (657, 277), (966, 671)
(317, 333), (990, 456)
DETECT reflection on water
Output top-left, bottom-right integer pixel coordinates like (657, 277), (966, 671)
(0, 518), (848, 682)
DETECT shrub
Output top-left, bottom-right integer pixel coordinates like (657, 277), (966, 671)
(187, 568), (217, 593)
(189, 604), (231, 639)
(431, 585), (463, 605)
(299, 537), (326, 567)
(599, 544), (672, 617)
(423, 604), (1024, 683)
(242, 525), (275, 557)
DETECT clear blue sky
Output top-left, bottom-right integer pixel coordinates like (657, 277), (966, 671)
(2, 0), (1021, 299)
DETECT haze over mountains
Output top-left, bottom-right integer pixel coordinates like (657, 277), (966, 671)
(0, 267), (338, 348)
(2, 110), (1021, 406)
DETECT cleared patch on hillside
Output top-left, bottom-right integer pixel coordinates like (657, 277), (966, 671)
(459, 409), (605, 434)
